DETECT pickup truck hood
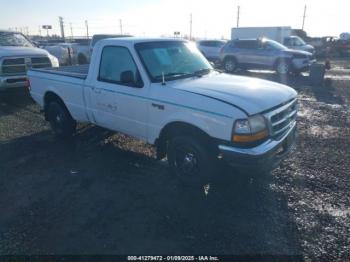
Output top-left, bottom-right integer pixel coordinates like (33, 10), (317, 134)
(171, 73), (297, 115)
(0, 46), (49, 57)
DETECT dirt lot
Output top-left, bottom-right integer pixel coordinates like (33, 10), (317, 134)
(0, 59), (349, 260)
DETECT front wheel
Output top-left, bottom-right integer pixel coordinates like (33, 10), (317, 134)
(167, 136), (216, 188)
(276, 60), (291, 75)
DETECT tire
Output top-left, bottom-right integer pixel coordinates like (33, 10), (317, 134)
(167, 135), (216, 188)
(275, 59), (291, 75)
(224, 57), (237, 73)
(47, 101), (76, 138)
(77, 54), (88, 65)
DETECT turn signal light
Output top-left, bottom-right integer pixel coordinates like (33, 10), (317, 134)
(232, 130), (268, 143)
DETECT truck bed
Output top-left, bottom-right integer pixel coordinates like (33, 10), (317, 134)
(31, 64), (89, 79)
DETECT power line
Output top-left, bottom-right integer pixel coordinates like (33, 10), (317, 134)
(236, 5), (240, 28)
(302, 5), (307, 30)
(189, 13), (193, 40)
(70, 23), (74, 38)
(85, 20), (89, 39)
(59, 16), (65, 40)
(119, 19), (123, 35)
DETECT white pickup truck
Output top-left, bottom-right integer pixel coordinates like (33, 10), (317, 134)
(0, 31), (59, 91)
(28, 37), (298, 186)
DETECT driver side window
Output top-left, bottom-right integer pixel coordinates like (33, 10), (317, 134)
(99, 46), (143, 87)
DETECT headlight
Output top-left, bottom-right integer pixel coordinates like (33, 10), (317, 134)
(232, 115), (268, 143)
(48, 54), (59, 67)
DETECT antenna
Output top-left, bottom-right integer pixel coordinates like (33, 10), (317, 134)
(162, 72), (166, 86)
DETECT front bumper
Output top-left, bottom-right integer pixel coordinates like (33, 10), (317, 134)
(292, 59), (317, 72)
(218, 122), (297, 172)
(0, 75), (28, 91)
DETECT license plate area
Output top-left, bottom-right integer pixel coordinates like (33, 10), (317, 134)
(277, 128), (296, 157)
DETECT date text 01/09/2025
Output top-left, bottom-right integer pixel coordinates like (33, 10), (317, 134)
(127, 256), (220, 261)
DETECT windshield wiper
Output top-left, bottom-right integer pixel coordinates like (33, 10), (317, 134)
(154, 72), (194, 81)
(193, 68), (212, 77)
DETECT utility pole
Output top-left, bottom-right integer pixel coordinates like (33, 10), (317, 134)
(119, 19), (123, 35)
(236, 5), (240, 28)
(302, 5), (307, 31)
(59, 16), (65, 40)
(70, 23), (73, 39)
(189, 13), (193, 41)
(85, 20), (89, 39)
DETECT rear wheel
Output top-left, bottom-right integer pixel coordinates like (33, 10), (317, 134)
(224, 57), (237, 73)
(47, 101), (76, 138)
(167, 136), (216, 189)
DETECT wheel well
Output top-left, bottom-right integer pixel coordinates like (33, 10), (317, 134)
(155, 122), (216, 160)
(43, 92), (69, 121)
(224, 55), (237, 62)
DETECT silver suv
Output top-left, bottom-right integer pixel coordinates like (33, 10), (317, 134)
(220, 38), (315, 75)
(196, 40), (227, 62)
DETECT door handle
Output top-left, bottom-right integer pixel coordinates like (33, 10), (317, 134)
(90, 86), (101, 94)
(152, 103), (165, 110)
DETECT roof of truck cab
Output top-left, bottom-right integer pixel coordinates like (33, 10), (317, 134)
(100, 37), (187, 45)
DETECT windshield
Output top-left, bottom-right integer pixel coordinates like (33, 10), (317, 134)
(135, 41), (212, 82)
(293, 36), (306, 46)
(263, 39), (288, 51)
(0, 32), (34, 47)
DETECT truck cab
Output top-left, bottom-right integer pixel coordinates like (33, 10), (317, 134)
(283, 36), (315, 54)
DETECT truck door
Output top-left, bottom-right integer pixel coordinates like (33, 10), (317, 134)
(87, 46), (148, 140)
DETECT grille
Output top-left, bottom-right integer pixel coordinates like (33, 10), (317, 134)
(1, 56), (51, 75)
(31, 57), (51, 68)
(3, 58), (25, 65)
(265, 99), (298, 137)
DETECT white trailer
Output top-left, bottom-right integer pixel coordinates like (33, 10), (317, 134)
(231, 26), (292, 43)
(231, 27), (315, 53)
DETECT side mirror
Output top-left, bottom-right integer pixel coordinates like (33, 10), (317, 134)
(120, 70), (135, 85)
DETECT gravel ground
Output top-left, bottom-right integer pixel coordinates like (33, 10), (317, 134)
(0, 59), (349, 260)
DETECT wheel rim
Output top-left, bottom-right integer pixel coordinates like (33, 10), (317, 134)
(225, 60), (235, 72)
(277, 62), (289, 74)
(174, 145), (199, 177)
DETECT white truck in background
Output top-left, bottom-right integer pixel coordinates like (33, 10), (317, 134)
(28, 37), (297, 189)
(232, 26), (315, 54)
(0, 30), (59, 91)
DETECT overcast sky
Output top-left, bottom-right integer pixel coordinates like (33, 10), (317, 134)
(0, 0), (349, 39)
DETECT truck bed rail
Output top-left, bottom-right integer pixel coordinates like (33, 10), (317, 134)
(30, 64), (89, 79)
